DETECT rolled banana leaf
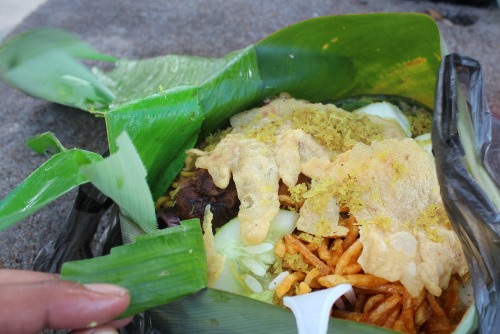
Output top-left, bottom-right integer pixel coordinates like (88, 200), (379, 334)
(2, 12), (481, 334)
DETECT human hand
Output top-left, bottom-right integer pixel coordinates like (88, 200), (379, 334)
(0, 269), (132, 334)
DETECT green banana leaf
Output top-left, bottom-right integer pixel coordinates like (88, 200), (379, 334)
(105, 86), (206, 200)
(254, 14), (440, 107)
(0, 12), (454, 333)
(93, 46), (260, 110)
(149, 288), (397, 334)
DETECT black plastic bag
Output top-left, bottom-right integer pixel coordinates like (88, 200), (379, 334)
(37, 53), (499, 333)
(33, 183), (116, 273)
(433, 53), (500, 333)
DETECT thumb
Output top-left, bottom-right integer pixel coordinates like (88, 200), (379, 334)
(0, 279), (130, 334)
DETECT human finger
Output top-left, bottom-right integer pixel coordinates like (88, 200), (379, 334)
(0, 269), (59, 284)
(0, 280), (130, 334)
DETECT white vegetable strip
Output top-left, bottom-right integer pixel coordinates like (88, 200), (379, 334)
(268, 271), (290, 291)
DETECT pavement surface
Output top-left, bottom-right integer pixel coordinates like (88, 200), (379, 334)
(0, 0), (499, 270)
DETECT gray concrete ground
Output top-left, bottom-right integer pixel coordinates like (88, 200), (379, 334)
(0, 0), (499, 270)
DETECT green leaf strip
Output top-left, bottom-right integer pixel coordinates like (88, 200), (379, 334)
(0, 29), (116, 110)
(26, 131), (67, 155)
(80, 132), (157, 233)
(61, 219), (208, 318)
(0, 149), (103, 231)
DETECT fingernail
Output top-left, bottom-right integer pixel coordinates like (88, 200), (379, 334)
(83, 283), (128, 297)
(93, 330), (118, 334)
(83, 327), (119, 334)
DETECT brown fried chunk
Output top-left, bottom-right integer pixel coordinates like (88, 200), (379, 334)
(174, 168), (239, 229)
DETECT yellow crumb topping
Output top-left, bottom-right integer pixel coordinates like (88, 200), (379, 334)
(289, 183), (309, 204)
(200, 127), (233, 151)
(241, 112), (283, 144)
(233, 98), (385, 153)
(284, 253), (310, 272)
(414, 204), (453, 242)
(362, 216), (392, 230)
(289, 107), (383, 152)
(391, 159), (409, 182)
(305, 175), (365, 213)
(408, 112), (433, 137)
